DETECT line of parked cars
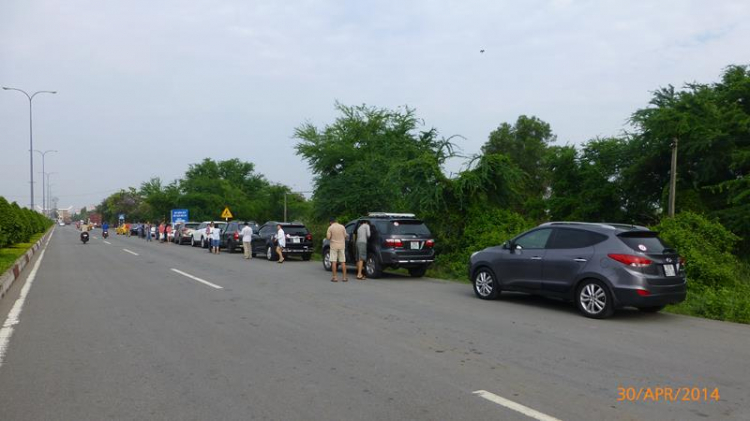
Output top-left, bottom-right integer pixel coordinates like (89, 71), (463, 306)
(119, 213), (687, 319)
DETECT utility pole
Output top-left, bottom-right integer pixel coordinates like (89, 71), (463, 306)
(668, 137), (678, 217)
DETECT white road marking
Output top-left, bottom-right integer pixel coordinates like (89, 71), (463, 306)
(123, 249), (139, 256)
(93, 236), (98, 240)
(473, 390), (563, 421)
(0, 231), (54, 368)
(170, 268), (223, 290)
(103, 241), (112, 245)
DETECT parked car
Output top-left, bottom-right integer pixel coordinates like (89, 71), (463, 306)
(129, 224), (141, 236)
(173, 222), (200, 245)
(190, 221), (227, 248)
(469, 222), (687, 319)
(220, 221), (259, 253)
(322, 213), (436, 278)
(251, 221), (313, 261)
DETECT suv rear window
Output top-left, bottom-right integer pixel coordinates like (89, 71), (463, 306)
(548, 228), (607, 249)
(283, 225), (309, 236)
(617, 231), (671, 253)
(374, 220), (431, 236)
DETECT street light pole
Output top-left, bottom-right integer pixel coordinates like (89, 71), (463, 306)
(668, 138), (678, 217)
(35, 149), (57, 216)
(2, 87), (57, 210)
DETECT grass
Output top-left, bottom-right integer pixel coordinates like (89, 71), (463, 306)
(0, 232), (46, 274)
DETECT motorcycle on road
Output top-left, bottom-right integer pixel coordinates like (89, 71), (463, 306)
(81, 231), (90, 244)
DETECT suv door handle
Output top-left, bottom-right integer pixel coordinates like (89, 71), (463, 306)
(574, 258), (587, 262)
(530, 256), (542, 260)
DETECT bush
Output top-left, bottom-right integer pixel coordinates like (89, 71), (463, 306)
(0, 196), (52, 249)
(654, 212), (750, 323)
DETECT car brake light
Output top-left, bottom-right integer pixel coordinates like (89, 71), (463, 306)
(385, 238), (403, 248)
(306, 234), (312, 241)
(608, 254), (652, 267)
(679, 257), (686, 266)
(234, 232), (239, 240)
(636, 289), (651, 296)
(425, 239), (435, 248)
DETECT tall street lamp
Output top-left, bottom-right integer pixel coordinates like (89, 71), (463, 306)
(2, 87), (57, 210)
(35, 149), (57, 216)
(47, 172), (57, 217)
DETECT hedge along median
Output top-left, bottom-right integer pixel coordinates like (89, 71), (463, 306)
(0, 196), (55, 299)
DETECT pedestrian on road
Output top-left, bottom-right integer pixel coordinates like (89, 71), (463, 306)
(158, 222), (166, 243)
(241, 222), (254, 259)
(145, 222), (152, 242)
(327, 217), (348, 282)
(138, 223), (144, 239)
(211, 222), (221, 254)
(355, 220), (370, 280)
(275, 224), (285, 264)
(165, 223), (172, 244)
(125, 222), (131, 237)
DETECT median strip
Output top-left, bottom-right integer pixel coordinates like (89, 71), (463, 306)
(473, 390), (562, 421)
(170, 268), (223, 290)
(123, 249), (139, 256)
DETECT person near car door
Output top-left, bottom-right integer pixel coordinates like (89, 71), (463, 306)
(241, 222), (254, 259)
(355, 220), (371, 280)
(210, 222), (221, 254)
(275, 224), (286, 264)
(327, 217), (349, 282)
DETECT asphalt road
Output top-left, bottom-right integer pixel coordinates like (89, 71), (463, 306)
(0, 226), (747, 421)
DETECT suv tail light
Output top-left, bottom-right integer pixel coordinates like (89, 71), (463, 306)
(608, 254), (652, 267)
(425, 239), (435, 248)
(306, 234), (312, 241)
(385, 238), (403, 248)
(234, 232), (239, 240)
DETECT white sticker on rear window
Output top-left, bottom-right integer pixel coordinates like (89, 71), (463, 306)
(393, 222), (400, 226)
(638, 244), (647, 251)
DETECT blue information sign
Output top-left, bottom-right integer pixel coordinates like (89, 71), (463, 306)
(171, 209), (189, 224)
(118, 214), (125, 220)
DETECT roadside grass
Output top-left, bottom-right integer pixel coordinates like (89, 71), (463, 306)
(0, 232), (45, 274)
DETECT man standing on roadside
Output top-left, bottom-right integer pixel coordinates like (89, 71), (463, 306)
(145, 222), (152, 242)
(241, 222), (254, 259)
(355, 220), (370, 280)
(327, 217), (348, 282)
(275, 224), (286, 264)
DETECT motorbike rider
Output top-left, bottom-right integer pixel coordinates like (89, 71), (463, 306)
(102, 221), (109, 235)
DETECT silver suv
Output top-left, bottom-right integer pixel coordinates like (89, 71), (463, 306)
(469, 222), (687, 319)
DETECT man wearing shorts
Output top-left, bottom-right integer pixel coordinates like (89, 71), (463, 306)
(326, 217), (348, 282)
(355, 220), (370, 280)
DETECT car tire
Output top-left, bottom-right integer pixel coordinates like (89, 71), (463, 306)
(322, 248), (331, 271)
(365, 253), (383, 279)
(201, 237), (207, 249)
(228, 241), (236, 253)
(472, 267), (499, 300)
(266, 245), (278, 261)
(408, 266), (427, 278)
(638, 305), (666, 313)
(191, 237), (196, 247)
(576, 279), (615, 319)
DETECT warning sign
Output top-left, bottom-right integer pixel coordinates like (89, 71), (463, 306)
(221, 207), (233, 219)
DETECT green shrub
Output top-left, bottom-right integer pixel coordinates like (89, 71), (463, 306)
(654, 212), (741, 289)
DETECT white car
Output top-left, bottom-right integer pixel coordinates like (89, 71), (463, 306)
(190, 221), (227, 248)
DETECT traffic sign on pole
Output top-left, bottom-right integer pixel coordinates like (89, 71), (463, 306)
(221, 207), (233, 220)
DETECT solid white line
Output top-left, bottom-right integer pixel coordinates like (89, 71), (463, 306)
(0, 231), (54, 368)
(123, 249), (139, 256)
(473, 390), (563, 421)
(170, 268), (223, 290)
(103, 240), (112, 245)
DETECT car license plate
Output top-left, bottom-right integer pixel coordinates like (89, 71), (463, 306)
(292, 237), (300, 244)
(410, 241), (420, 250)
(664, 264), (676, 277)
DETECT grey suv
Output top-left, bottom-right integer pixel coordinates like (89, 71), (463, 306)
(469, 222), (687, 319)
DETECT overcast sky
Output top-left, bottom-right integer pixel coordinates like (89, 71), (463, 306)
(1, 0), (748, 211)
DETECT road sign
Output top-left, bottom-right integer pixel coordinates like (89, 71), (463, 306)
(118, 214), (125, 220)
(171, 209), (189, 224)
(221, 207), (233, 219)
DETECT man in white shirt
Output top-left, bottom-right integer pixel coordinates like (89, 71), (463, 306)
(241, 222), (254, 259)
(275, 224), (286, 264)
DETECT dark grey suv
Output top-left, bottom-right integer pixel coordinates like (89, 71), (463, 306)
(469, 222), (687, 319)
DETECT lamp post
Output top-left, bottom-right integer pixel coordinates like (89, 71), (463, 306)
(46, 172), (57, 218)
(35, 149), (57, 216)
(2, 87), (57, 210)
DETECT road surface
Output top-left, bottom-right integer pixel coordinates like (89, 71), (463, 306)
(0, 226), (747, 420)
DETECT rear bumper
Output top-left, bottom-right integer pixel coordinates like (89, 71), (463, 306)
(380, 251), (435, 267)
(613, 284), (687, 308)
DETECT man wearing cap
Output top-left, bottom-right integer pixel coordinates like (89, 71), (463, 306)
(326, 217), (348, 282)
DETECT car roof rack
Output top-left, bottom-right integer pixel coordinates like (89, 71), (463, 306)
(540, 221), (649, 231)
(367, 212), (417, 218)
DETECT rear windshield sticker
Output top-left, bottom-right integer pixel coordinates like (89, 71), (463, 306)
(638, 244), (647, 251)
(393, 222), (400, 226)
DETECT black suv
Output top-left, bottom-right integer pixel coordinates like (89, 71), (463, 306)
(469, 222), (687, 319)
(322, 213), (436, 278)
(220, 220), (259, 253)
(251, 222), (313, 261)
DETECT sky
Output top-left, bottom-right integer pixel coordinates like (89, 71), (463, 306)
(1, 0), (749, 211)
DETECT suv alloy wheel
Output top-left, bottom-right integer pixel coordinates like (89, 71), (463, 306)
(365, 253), (382, 278)
(576, 279), (614, 319)
(473, 267), (499, 299)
